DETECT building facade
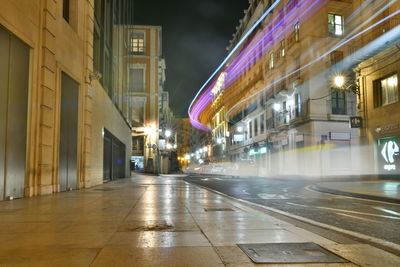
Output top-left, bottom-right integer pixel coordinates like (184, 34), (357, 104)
(128, 25), (165, 173)
(189, 0), (400, 177)
(0, 0), (134, 200)
(356, 44), (400, 177)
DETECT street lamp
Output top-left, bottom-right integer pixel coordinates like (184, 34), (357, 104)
(165, 129), (172, 138)
(332, 73), (360, 96)
(273, 103), (281, 112)
(333, 75), (345, 88)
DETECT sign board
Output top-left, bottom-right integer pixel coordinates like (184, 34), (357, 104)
(350, 116), (363, 128)
(377, 137), (399, 172)
(158, 139), (166, 150)
(233, 134), (244, 142)
(330, 132), (351, 141)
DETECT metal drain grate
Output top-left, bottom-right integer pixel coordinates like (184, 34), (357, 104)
(93, 188), (115, 191)
(237, 242), (349, 263)
(204, 208), (234, 212)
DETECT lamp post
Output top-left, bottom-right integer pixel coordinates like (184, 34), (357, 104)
(332, 73), (360, 96)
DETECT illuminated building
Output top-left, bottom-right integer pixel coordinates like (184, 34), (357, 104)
(356, 44), (400, 176)
(127, 25), (165, 173)
(0, 0), (134, 200)
(189, 0), (400, 176)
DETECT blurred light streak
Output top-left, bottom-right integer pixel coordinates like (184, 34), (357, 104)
(226, 9), (400, 122)
(188, 0), (283, 129)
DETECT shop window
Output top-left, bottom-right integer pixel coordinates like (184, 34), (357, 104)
(374, 74), (398, 107)
(328, 13), (343, 36)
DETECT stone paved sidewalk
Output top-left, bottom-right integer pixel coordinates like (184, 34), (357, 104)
(0, 174), (399, 266)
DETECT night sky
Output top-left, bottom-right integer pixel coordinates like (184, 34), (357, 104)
(134, 0), (250, 117)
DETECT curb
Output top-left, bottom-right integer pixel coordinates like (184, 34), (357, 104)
(311, 185), (400, 204)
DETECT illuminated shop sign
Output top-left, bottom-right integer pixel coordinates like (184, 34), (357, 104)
(377, 137), (399, 172)
(233, 134), (244, 142)
(249, 146), (267, 156)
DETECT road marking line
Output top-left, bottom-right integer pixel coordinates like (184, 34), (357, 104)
(286, 202), (309, 208)
(242, 190), (250, 195)
(310, 205), (400, 220)
(336, 212), (380, 223)
(374, 207), (400, 217)
(306, 185), (400, 206)
(286, 202), (400, 220)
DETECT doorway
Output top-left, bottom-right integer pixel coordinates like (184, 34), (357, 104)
(0, 27), (29, 200)
(103, 129), (126, 181)
(59, 73), (79, 191)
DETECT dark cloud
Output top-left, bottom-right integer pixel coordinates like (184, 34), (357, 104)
(134, 0), (249, 116)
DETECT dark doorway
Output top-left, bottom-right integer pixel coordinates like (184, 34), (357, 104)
(0, 27), (29, 200)
(103, 129), (126, 181)
(59, 73), (79, 191)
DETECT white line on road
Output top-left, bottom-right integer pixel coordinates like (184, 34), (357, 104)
(286, 202), (400, 220)
(374, 207), (400, 217)
(242, 190), (250, 195)
(336, 212), (380, 223)
(286, 202), (309, 208)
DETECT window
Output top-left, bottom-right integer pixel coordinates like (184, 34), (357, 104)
(295, 93), (301, 117)
(294, 22), (300, 42)
(249, 122), (253, 138)
(132, 97), (146, 127)
(129, 68), (145, 92)
(375, 74), (398, 107)
(280, 39), (285, 57)
(331, 91), (346, 114)
(129, 31), (145, 54)
(63, 0), (70, 22)
(254, 118), (258, 137)
(93, 31), (101, 72)
(269, 52), (274, 69)
(328, 13), (343, 36)
(260, 114), (265, 134)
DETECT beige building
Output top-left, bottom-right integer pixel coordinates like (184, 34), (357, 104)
(356, 45), (400, 177)
(0, 0), (134, 200)
(190, 0), (399, 177)
(128, 25), (165, 173)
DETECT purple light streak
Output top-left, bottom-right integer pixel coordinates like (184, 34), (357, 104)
(189, 0), (325, 131)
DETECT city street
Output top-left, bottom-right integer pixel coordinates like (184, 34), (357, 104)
(184, 175), (400, 248)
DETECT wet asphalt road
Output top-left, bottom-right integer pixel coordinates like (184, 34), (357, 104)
(184, 175), (400, 245)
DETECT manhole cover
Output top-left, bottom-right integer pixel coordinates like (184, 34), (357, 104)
(237, 242), (348, 263)
(204, 208), (234, 212)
